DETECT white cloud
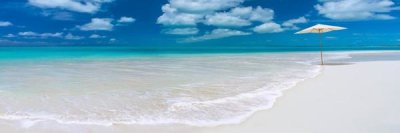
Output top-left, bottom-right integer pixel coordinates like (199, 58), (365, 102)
(157, 0), (282, 40)
(46, 11), (75, 21)
(89, 34), (106, 38)
(229, 6), (274, 22)
(118, 17), (136, 23)
(205, 13), (251, 27)
(157, 4), (203, 26)
(0, 21), (13, 27)
(183, 28), (251, 42)
(229, 7), (253, 18)
(282, 17), (308, 30)
(203, 6), (275, 27)
(248, 6), (274, 22)
(315, 0), (397, 20)
(169, 0), (244, 13)
(110, 38), (116, 42)
(157, 1), (277, 28)
(18, 31), (63, 38)
(3, 34), (16, 38)
(157, 1), (275, 27)
(28, 0), (113, 13)
(17, 31), (85, 40)
(79, 18), (114, 31)
(164, 28), (199, 35)
(253, 22), (284, 33)
(18, 32), (37, 36)
(65, 33), (84, 40)
(157, 13), (202, 26)
(38, 33), (62, 37)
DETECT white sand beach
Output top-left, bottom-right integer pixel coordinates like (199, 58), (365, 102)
(112, 60), (400, 133)
(190, 61), (400, 133)
(110, 61), (400, 133)
(1, 57), (400, 133)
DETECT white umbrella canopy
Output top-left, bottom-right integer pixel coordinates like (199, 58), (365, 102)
(295, 24), (347, 34)
(295, 24), (347, 65)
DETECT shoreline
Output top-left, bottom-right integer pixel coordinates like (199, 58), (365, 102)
(1, 52), (400, 132)
(191, 60), (400, 133)
(94, 60), (400, 132)
(68, 60), (400, 133)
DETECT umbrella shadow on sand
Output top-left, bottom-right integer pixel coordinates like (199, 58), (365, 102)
(315, 62), (354, 66)
(321, 62), (354, 66)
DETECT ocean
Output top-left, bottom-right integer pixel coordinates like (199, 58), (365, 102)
(0, 47), (398, 127)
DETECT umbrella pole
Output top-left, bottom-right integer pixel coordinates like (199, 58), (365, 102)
(319, 31), (324, 65)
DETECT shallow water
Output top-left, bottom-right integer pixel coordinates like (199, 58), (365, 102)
(1, 49), (398, 128)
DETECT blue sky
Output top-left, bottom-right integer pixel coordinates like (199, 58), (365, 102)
(0, 0), (399, 47)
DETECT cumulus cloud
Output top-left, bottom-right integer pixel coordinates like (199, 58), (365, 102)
(204, 6), (274, 27)
(157, 4), (203, 26)
(226, 6), (274, 22)
(65, 33), (84, 40)
(248, 6), (274, 22)
(0, 21), (13, 27)
(253, 22), (284, 33)
(89, 34), (106, 38)
(79, 18), (114, 31)
(157, 0), (282, 42)
(118, 17), (136, 23)
(18, 31), (63, 38)
(157, 0), (276, 27)
(205, 13), (251, 27)
(282, 16), (308, 30)
(169, 0), (244, 13)
(229, 7), (252, 17)
(315, 0), (398, 20)
(28, 0), (113, 13)
(183, 28), (251, 42)
(163, 28), (199, 35)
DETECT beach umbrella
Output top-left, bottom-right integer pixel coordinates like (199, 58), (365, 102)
(295, 24), (346, 65)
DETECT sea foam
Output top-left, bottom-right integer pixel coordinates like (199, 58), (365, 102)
(0, 52), (348, 127)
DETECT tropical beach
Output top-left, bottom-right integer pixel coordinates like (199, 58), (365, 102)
(0, 50), (400, 133)
(1, 0), (400, 132)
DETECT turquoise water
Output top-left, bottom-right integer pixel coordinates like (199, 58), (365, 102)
(1, 46), (400, 60)
(0, 47), (399, 127)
